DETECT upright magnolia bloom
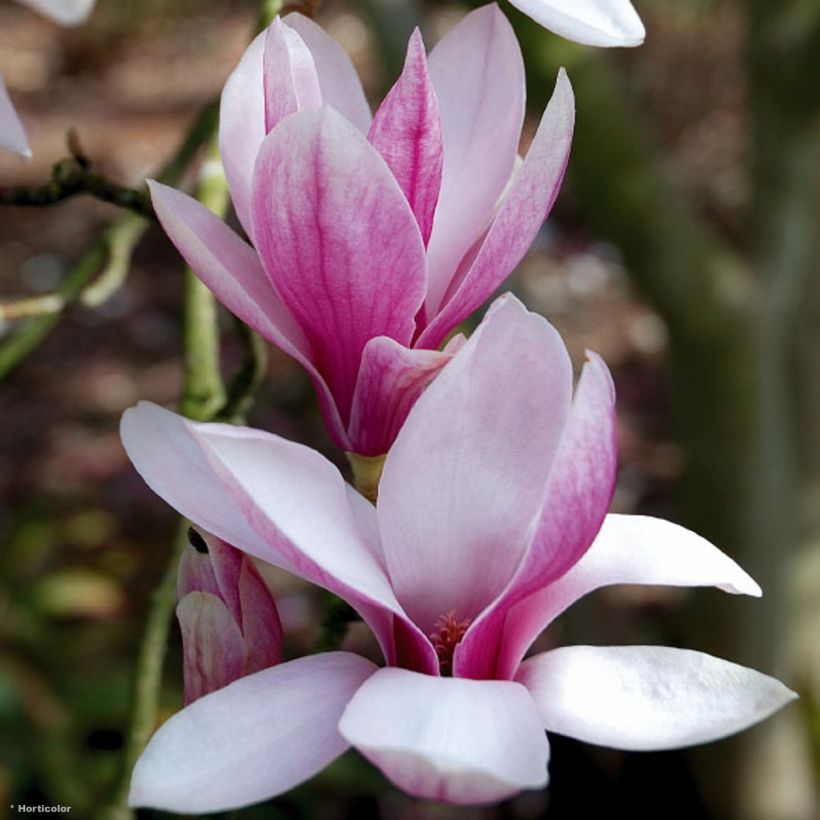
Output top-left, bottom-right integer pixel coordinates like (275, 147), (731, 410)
(121, 295), (795, 812)
(149, 5), (574, 461)
(507, 0), (644, 47)
(176, 528), (282, 704)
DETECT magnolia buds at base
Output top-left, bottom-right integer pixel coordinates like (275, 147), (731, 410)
(347, 451), (387, 502)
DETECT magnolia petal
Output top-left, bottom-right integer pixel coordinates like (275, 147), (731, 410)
(499, 513), (763, 677)
(263, 18), (321, 133)
(251, 107), (427, 422)
(14, 0), (95, 26)
(339, 667), (549, 804)
(284, 13), (372, 133)
(120, 402), (438, 674)
(368, 29), (443, 245)
(177, 592), (245, 704)
(0, 75), (31, 158)
(378, 295), (572, 633)
(147, 180), (349, 449)
(508, 0), (645, 48)
(419, 68), (574, 351)
(219, 30), (266, 234)
(129, 652), (377, 812)
(238, 559), (283, 674)
(457, 351), (617, 680)
(347, 336), (453, 457)
(177, 532), (243, 625)
(424, 4), (525, 316)
(517, 646), (796, 751)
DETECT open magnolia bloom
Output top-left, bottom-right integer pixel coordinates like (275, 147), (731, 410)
(121, 295), (795, 812)
(177, 528), (282, 704)
(507, 0), (644, 47)
(148, 4), (574, 465)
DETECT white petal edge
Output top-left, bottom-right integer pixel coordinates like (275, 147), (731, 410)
(339, 667), (549, 805)
(517, 645), (797, 751)
(129, 652), (377, 813)
(507, 0), (645, 48)
(14, 0), (95, 27)
(0, 74), (31, 158)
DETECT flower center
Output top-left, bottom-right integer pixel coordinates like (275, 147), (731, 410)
(429, 611), (471, 676)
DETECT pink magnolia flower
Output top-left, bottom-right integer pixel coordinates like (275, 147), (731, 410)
(507, 0), (644, 47)
(121, 295), (794, 811)
(148, 5), (574, 460)
(176, 528), (282, 704)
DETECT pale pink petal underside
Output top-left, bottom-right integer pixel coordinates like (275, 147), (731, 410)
(518, 645), (796, 750)
(424, 4), (525, 317)
(507, 0), (645, 47)
(377, 295), (572, 634)
(418, 68), (574, 351)
(339, 667), (549, 804)
(251, 107), (427, 423)
(129, 653), (377, 812)
(238, 559), (283, 674)
(368, 29), (443, 246)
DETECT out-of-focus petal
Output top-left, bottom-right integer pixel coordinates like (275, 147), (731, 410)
(507, 0), (645, 48)
(14, 0), (95, 27)
(418, 68), (574, 350)
(0, 75), (31, 158)
(129, 653), (377, 813)
(284, 13), (372, 133)
(177, 592), (245, 704)
(347, 336), (453, 457)
(251, 107), (427, 422)
(339, 667), (549, 804)
(517, 646), (796, 750)
(424, 4), (525, 316)
(368, 29), (443, 245)
(457, 351), (616, 680)
(147, 180), (349, 448)
(120, 402), (438, 675)
(377, 295), (572, 633)
(499, 514), (763, 677)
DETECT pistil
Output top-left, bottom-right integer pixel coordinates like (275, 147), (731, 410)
(430, 611), (471, 675)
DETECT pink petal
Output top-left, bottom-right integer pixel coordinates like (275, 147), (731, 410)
(339, 667), (549, 804)
(177, 592), (245, 704)
(507, 0), (645, 47)
(367, 29), (443, 245)
(263, 18), (321, 133)
(517, 646), (796, 751)
(238, 559), (283, 674)
(120, 402), (438, 675)
(284, 13), (372, 133)
(377, 295), (572, 634)
(147, 180), (349, 449)
(251, 107), (427, 423)
(14, 0), (95, 26)
(456, 351), (617, 680)
(218, 29), (266, 235)
(0, 75), (31, 158)
(418, 68), (574, 350)
(129, 652), (377, 813)
(424, 4), (525, 317)
(347, 336), (454, 457)
(499, 513), (762, 678)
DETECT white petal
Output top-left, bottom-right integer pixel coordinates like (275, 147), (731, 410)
(518, 645), (796, 750)
(339, 667), (549, 804)
(129, 652), (376, 813)
(0, 74), (31, 158)
(14, 0), (95, 27)
(508, 0), (645, 48)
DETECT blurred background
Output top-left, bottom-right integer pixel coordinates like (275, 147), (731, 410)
(0, 0), (818, 818)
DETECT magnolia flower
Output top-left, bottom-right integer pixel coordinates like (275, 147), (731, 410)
(149, 5), (574, 465)
(177, 528), (282, 704)
(1, 0), (97, 157)
(507, 0), (644, 47)
(121, 295), (794, 811)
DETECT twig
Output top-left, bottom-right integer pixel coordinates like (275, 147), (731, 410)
(0, 157), (152, 217)
(215, 316), (268, 424)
